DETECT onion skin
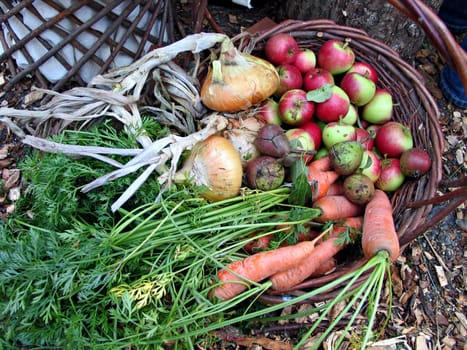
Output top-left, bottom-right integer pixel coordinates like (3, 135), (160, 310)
(223, 116), (266, 169)
(175, 135), (243, 201)
(201, 39), (280, 112)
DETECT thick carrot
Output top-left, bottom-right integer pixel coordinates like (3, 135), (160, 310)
(308, 156), (332, 172)
(312, 195), (364, 223)
(270, 217), (363, 291)
(307, 157), (339, 200)
(362, 189), (400, 262)
(211, 235), (327, 300)
(325, 181), (344, 196)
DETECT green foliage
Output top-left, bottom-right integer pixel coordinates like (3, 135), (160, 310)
(1, 167), (320, 349)
(13, 118), (169, 231)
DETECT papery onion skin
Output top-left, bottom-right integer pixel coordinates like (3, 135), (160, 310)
(201, 40), (280, 112)
(175, 135), (243, 201)
(223, 116), (266, 169)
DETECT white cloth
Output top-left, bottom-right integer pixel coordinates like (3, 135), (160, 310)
(0, 0), (166, 83)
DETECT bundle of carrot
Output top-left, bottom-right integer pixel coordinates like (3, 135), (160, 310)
(209, 176), (400, 348)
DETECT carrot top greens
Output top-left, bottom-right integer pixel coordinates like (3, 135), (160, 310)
(1, 116), (323, 348)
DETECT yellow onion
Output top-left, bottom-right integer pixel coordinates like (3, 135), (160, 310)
(174, 135), (243, 201)
(200, 39), (280, 112)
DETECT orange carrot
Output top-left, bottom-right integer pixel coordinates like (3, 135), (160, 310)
(211, 235), (328, 300)
(362, 189), (400, 262)
(325, 181), (344, 196)
(307, 157), (339, 200)
(308, 256), (336, 278)
(270, 217), (363, 291)
(244, 233), (273, 253)
(308, 156), (333, 172)
(312, 195), (364, 223)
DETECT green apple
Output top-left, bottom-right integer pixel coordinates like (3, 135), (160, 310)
(362, 88), (393, 124)
(322, 122), (356, 149)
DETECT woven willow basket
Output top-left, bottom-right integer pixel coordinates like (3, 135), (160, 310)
(225, 18), (448, 302)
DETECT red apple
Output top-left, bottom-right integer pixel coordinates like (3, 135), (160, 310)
(278, 89), (315, 126)
(315, 85), (350, 123)
(285, 127), (317, 165)
(257, 99), (281, 125)
(317, 39), (355, 75)
(366, 124), (381, 139)
(399, 148), (431, 178)
(264, 33), (299, 65)
(362, 88), (393, 124)
(286, 128), (317, 163)
(341, 104), (358, 125)
(374, 121), (413, 158)
(354, 127), (374, 151)
(375, 158), (405, 192)
(293, 49), (317, 73)
(275, 64), (303, 97)
(347, 62), (378, 83)
(322, 122), (356, 149)
(357, 150), (381, 182)
(340, 72), (376, 106)
(303, 67), (334, 91)
(301, 121), (322, 150)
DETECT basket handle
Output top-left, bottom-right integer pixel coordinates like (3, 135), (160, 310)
(387, 0), (467, 92)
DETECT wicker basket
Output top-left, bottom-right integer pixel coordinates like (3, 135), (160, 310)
(223, 19), (448, 301)
(0, 0), (177, 94)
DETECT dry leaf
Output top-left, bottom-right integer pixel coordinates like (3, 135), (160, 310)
(3, 169), (21, 189)
(0, 146), (8, 160)
(24, 89), (45, 106)
(415, 334), (430, 350)
(228, 334), (294, 350)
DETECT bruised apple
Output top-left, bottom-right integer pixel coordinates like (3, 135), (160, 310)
(343, 173), (375, 204)
(278, 89), (315, 126)
(322, 122), (356, 149)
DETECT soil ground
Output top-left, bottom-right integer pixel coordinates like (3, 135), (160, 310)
(0, 1), (466, 349)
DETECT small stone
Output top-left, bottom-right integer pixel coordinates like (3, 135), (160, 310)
(8, 187), (21, 201)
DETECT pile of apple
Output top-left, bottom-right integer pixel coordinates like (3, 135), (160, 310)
(250, 33), (431, 200)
